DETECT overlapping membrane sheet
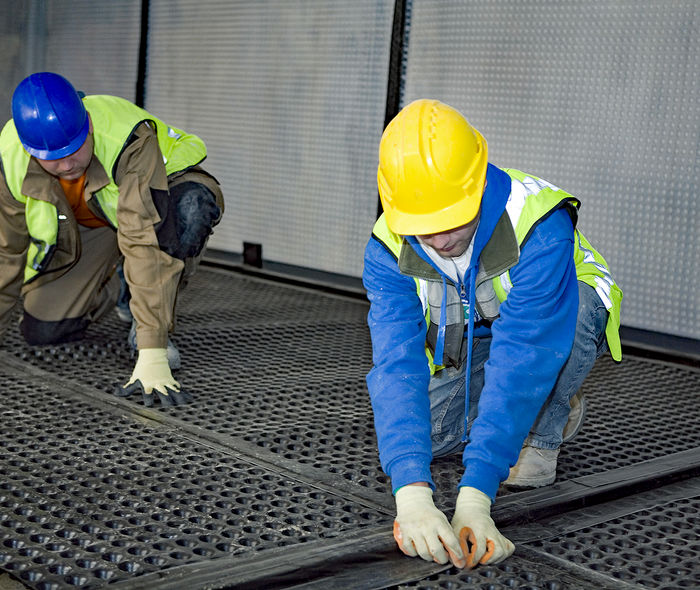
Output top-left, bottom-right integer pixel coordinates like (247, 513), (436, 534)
(1, 266), (699, 589)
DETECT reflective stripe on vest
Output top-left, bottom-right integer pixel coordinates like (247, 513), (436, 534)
(500, 169), (622, 360)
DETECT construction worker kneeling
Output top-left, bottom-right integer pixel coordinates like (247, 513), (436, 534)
(363, 99), (622, 568)
(0, 72), (224, 407)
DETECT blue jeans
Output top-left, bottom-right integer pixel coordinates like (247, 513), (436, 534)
(429, 281), (609, 457)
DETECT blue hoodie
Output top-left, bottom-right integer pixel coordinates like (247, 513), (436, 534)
(363, 164), (578, 500)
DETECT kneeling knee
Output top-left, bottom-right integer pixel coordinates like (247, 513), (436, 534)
(170, 182), (221, 259)
(21, 312), (88, 345)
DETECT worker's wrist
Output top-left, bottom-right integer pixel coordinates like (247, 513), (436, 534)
(136, 348), (169, 363)
(388, 454), (435, 493)
(395, 484), (434, 508)
(455, 486), (491, 510)
(458, 458), (501, 501)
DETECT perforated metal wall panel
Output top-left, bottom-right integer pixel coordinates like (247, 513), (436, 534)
(41, 0), (141, 100)
(0, 3), (30, 123)
(144, 0), (394, 278)
(402, 0), (700, 340)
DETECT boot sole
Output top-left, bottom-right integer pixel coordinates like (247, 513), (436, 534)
(504, 471), (557, 488)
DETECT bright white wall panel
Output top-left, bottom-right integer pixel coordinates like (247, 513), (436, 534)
(403, 0), (699, 339)
(145, 0), (394, 277)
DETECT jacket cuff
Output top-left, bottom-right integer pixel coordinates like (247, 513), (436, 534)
(135, 327), (168, 349)
(387, 453), (435, 494)
(458, 459), (502, 502)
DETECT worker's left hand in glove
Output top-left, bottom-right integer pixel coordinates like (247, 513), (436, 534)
(115, 348), (192, 407)
(451, 486), (515, 569)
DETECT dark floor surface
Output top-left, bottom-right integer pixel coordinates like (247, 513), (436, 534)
(1, 266), (699, 589)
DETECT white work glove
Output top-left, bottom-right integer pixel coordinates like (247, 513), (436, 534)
(394, 485), (466, 567)
(451, 486), (515, 569)
(115, 348), (192, 407)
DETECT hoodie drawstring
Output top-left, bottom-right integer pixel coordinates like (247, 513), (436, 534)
(462, 264), (477, 443)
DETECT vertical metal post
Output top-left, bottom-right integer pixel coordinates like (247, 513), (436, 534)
(377, 0), (408, 219)
(383, 0), (408, 129)
(135, 0), (150, 107)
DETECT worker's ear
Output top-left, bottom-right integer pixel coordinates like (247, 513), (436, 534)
(88, 113), (93, 134)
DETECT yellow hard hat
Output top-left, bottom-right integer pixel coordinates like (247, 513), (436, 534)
(377, 99), (487, 236)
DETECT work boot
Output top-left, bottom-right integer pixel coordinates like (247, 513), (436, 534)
(128, 321), (181, 370)
(562, 391), (587, 443)
(504, 445), (559, 488)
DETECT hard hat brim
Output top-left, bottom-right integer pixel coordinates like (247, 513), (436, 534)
(22, 115), (90, 161)
(382, 183), (483, 236)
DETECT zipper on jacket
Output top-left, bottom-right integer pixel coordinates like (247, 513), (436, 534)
(87, 194), (116, 229)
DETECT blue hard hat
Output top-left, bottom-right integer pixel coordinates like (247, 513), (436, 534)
(12, 72), (89, 160)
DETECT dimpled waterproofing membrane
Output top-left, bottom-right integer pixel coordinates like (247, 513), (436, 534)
(7, 268), (700, 508)
(2, 266), (700, 588)
(532, 497), (700, 589)
(389, 554), (619, 590)
(0, 361), (389, 589)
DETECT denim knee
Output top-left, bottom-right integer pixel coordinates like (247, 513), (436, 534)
(429, 337), (490, 457)
(430, 370), (466, 456)
(526, 283), (609, 447)
(578, 283), (609, 357)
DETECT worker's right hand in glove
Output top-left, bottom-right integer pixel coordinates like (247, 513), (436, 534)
(115, 348), (192, 407)
(393, 484), (466, 568)
(451, 486), (515, 569)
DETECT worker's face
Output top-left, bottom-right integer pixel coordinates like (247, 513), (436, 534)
(35, 121), (94, 181)
(417, 211), (480, 258)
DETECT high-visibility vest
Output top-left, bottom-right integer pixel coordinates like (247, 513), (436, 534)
(372, 169), (623, 369)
